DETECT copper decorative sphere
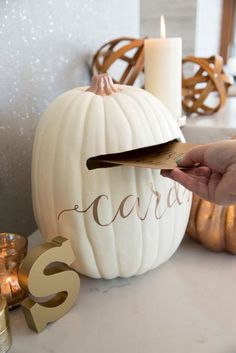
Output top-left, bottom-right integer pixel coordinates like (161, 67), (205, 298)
(182, 55), (233, 115)
(91, 37), (144, 86)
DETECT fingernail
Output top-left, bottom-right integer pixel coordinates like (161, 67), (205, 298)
(175, 156), (183, 165)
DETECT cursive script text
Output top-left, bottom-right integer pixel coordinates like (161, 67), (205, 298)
(57, 182), (191, 226)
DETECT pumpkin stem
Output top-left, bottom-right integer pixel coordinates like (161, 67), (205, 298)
(86, 73), (120, 96)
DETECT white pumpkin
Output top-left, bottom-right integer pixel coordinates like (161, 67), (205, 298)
(32, 74), (191, 279)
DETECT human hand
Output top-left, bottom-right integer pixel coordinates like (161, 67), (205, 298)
(161, 140), (236, 205)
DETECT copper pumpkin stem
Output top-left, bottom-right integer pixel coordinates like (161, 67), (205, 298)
(86, 73), (120, 96)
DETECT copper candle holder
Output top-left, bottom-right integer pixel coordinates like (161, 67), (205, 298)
(0, 233), (28, 309)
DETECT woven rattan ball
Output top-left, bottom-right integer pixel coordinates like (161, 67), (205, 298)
(91, 37), (144, 86)
(182, 55), (233, 115)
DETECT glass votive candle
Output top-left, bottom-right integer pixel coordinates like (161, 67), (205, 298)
(0, 297), (12, 352)
(0, 233), (28, 309)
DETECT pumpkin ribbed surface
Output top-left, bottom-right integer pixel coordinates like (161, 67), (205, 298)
(32, 81), (192, 278)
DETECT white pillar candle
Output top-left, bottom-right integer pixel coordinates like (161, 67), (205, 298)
(144, 16), (182, 119)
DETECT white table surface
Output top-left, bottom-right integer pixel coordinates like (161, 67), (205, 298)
(182, 97), (236, 143)
(8, 230), (236, 353)
(8, 97), (236, 353)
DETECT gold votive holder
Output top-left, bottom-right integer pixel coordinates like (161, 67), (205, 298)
(0, 297), (12, 353)
(0, 233), (28, 309)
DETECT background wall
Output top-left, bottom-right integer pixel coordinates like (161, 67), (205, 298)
(0, 0), (224, 236)
(141, 0), (223, 57)
(0, 0), (139, 236)
(140, 0), (197, 56)
(195, 0), (223, 56)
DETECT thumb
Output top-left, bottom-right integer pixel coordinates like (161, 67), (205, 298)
(176, 144), (208, 167)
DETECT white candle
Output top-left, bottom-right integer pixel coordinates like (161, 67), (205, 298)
(144, 16), (182, 119)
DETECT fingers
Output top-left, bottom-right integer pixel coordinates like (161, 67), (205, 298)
(161, 170), (172, 178)
(176, 144), (209, 167)
(161, 140), (236, 205)
(184, 166), (211, 178)
(161, 168), (209, 200)
(161, 166), (211, 180)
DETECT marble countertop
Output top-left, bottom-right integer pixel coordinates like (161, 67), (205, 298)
(182, 97), (236, 143)
(8, 231), (236, 353)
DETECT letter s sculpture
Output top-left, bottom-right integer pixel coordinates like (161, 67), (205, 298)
(18, 236), (80, 333)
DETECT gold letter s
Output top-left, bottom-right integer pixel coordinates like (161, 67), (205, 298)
(18, 236), (80, 333)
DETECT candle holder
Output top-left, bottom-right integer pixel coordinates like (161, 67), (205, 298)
(0, 297), (12, 352)
(0, 233), (28, 309)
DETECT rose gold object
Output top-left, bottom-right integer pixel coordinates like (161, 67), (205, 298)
(0, 233), (28, 309)
(187, 194), (236, 253)
(86, 73), (120, 96)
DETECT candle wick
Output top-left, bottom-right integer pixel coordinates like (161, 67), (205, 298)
(160, 15), (166, 38)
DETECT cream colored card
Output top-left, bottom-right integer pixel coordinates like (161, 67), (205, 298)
(87, 139), (197, 170)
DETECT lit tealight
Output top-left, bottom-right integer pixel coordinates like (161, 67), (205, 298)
(0, 233), (28, 309)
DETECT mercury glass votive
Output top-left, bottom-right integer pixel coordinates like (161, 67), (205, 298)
(0, 233), (28, 309)
(0, 297), (12, 353)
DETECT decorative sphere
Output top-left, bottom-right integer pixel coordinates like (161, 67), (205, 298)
(182, 55), (233, 115)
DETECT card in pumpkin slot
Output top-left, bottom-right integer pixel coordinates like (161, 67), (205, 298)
(87, 139), (197, 170)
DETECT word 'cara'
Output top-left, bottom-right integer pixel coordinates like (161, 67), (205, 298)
(58, 182), (191, 227)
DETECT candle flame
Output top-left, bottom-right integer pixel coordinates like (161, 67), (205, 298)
(160, 15), (166, 38)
